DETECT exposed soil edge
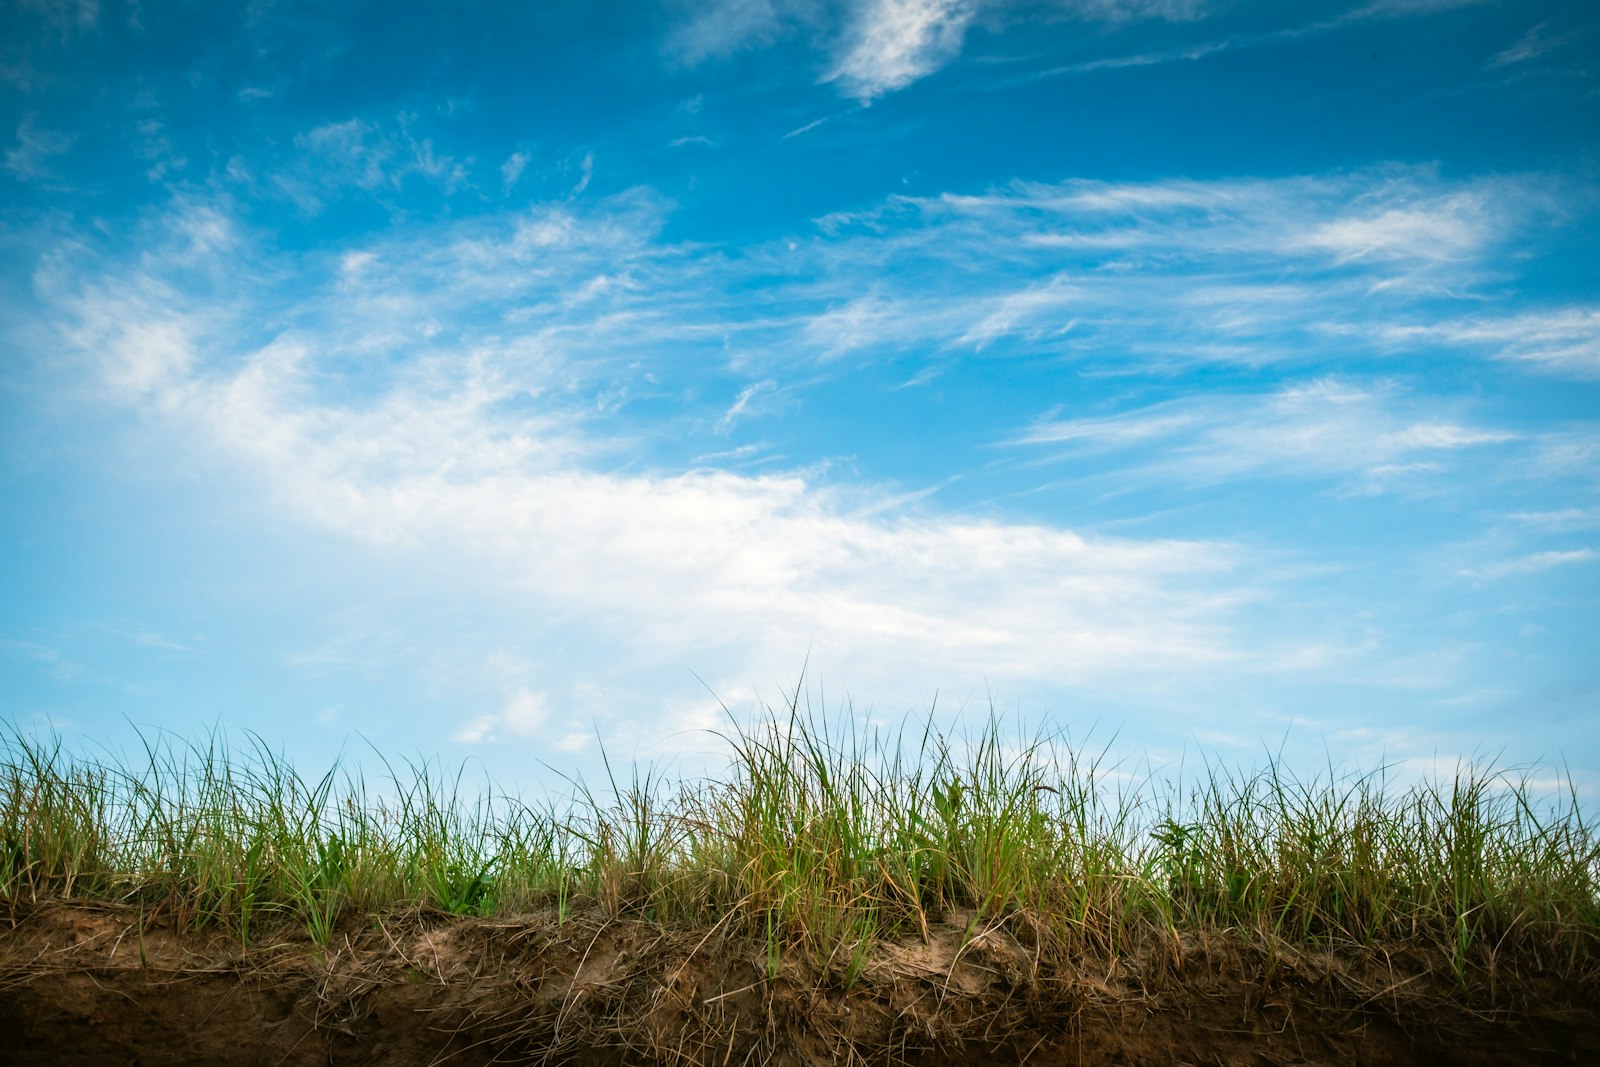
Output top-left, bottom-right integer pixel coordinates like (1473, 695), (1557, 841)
(1, 902), (1594, 1066)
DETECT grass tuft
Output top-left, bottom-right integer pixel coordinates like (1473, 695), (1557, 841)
(3, 703), (1597, 993)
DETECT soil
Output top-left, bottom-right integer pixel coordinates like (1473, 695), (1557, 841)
(1, 901), (1594, 1066)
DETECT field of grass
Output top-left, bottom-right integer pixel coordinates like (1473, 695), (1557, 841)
(5, 700), (1597, 999)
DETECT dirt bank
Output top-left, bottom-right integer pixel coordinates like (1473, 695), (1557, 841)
(2, 902), (1594, 1066)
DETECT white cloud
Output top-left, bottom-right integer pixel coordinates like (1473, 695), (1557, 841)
(938, 172), (1519, 271)
(15, 0), (99, 36)
(956, 276), (1080, 349)
(340, 250), (378, 277)
(1, 638), (86, 682)
(827, 0), (979, 100)
(454, 714), (496, 744)
(4, 115), (73, 180)
(788, 168), (1550, 370)
(802, 290), (969, 357)
(134, 118), (186, 183)
(783, 116), (828, 139)
(1020, 0), (1489, 86)
(501, 151), (529, 191)
(1376, 309), (1600, 379)
(283, 115), (472, 210)
(42, 195), (1267, 754)
(1013, 378), (1518, 491)
(665, 0), (1211, 100)
(297, 119), (394, 190)
(1505, 508), (1600, 532)
(1343, 0), (1484, 17)
(568, 150), (594, 197)
(450, 681), (560, 746)
(1066, 1), (1206, 22)
(553, 729), (592, 754)
(660, 0), (1489, 104)
(1033, 37), (1229, 77)
(1298, 193), (1495, 264)
(664, 0), (822, 64)
(48, 167), (1575, 428)
(503, 689), (550, 735)
(63, 281), (200, 401)
(716, 379), (781, 433)
(22, 158), (1592, 767)
(1529, 429), (1600, 481)
(1461, 549), (1597, 580)
(1488, 23), (1569, 69)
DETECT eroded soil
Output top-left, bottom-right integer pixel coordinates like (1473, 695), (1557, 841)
(1, 902), (1594, 1066)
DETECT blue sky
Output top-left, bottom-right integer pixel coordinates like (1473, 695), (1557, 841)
(2, 0), (1597, 795)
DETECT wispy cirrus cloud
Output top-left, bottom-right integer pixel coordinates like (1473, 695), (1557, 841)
(664, 0), (1496, 102)
(1373, 309), (1600, 379)
(1460, 548), (1597, 580)
(4, 114), (74, 181)
(31, 189), (1269, 750)
(15, 153), (1595, 760)
(264, 115), (473, 213)
(1297, 192), (1499, 265)
(826, 0), (981, 100)
(664, 0), (824, 65)
(0, 637), (86, 683)
(13, 0), (100, 38)
(716, 378), (784, 433)
(1504, 508), (1600, 533)
(875, 170), (1517, 269)
(68, 165), (1581, 419)
(1011, 378), (1518, 493)
(1488, 22), (1576, 69)
(1023, 0), (1490, 85)
(664, 0), (1212, 99)
(1341, 0), (1485, 18)
(785, 168), (1557, 370)
(73, 291), (1240, 670)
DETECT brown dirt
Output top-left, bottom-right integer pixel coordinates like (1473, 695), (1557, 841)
(1, 902), (1594, 1066)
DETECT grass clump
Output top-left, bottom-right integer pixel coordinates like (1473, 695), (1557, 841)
(3, 700), (1597, 996)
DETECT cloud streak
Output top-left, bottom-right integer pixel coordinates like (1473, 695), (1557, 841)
(1462, 548), (1597, 580)
(665, 0), (1219, 100)
(783, 168), (1565, 373)
(1011, 378), (1518, 493)
(1375, 310), (1600, 379)
(4, 114), (74, 180)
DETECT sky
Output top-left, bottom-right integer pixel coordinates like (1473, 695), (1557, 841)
(1, 0), (1597, 797)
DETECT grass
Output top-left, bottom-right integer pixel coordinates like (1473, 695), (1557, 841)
(3, 698), (1598, 995)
